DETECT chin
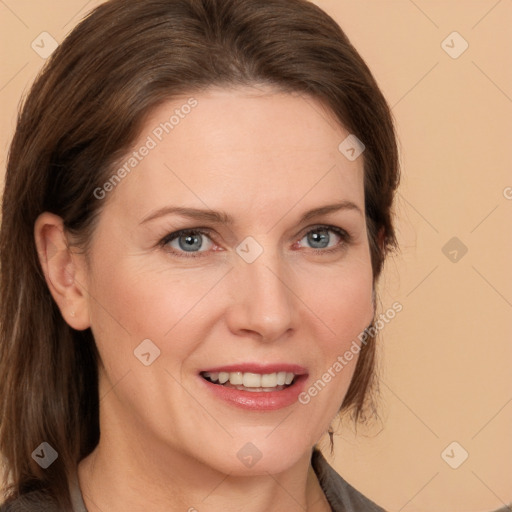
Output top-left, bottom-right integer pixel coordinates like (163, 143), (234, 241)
(197, 428), (319, 477)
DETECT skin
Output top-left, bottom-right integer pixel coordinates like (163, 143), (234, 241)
(35, 86), (375, 512)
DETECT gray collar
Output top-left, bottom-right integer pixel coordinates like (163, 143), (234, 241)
(68, 473), (87, 512)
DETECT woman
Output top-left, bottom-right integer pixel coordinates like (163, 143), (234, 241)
(0, 0), (400, 510)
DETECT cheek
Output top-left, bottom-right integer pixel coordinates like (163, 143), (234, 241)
(300, 256), (374, 343)
(85, 249), (227, 374)
(295, 255), (374, 415)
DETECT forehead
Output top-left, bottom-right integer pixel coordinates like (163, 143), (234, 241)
(105, 87), (365, 223)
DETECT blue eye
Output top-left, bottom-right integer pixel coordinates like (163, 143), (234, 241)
(299, 226), (347, 250)
(160, 225), (350, 259)
(163, 230), (214, 254)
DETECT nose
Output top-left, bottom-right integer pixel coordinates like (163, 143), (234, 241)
(224, 252), (297, 342)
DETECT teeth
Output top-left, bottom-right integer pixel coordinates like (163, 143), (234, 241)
(243, 372), (261, 387)
(203, 371), (296, 388)
(261, 373), (277, 387)
(276, 371), (287, 385)
(229, 371), (243, 385)
(218, 372), (229, 384)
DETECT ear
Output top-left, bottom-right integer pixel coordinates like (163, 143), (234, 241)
(34, 212), (91, 330)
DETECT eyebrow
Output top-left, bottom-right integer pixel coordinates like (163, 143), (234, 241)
(140, 200), (363, 226)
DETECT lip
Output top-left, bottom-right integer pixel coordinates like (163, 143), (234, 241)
(199, 363), (308, 375)
(198, 363), (309, 411)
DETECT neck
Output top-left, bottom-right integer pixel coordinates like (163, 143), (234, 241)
(77, 429), (330, 512)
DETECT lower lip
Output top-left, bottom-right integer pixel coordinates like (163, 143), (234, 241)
(199, 375), (308, 411)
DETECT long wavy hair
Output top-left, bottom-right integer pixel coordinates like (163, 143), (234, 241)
(0, 0), (399, 508)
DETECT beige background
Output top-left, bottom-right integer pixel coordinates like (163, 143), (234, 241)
(1, 1), (511, 511)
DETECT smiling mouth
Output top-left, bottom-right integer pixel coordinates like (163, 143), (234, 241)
(201, 371), (296, 392)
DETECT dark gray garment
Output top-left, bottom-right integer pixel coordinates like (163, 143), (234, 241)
(311, 448), (386, 511)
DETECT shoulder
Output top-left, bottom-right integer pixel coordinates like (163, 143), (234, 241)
(0, 490), (60, 512)
(311, 450), (512, 512)
(311, 448), (386, 512)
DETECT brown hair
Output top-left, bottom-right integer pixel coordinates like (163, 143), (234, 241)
(0, 0), (399, 507)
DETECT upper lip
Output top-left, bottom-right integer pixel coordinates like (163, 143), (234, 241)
(199, 363), (308, 375)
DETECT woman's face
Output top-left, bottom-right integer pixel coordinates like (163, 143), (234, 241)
(80, 87), (374, 475)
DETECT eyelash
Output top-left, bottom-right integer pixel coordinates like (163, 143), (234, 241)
(158, 225), (352, 259)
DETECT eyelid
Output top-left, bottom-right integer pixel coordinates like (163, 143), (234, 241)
(298, 223), (350, 239)
(160, 227), (216, 244)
